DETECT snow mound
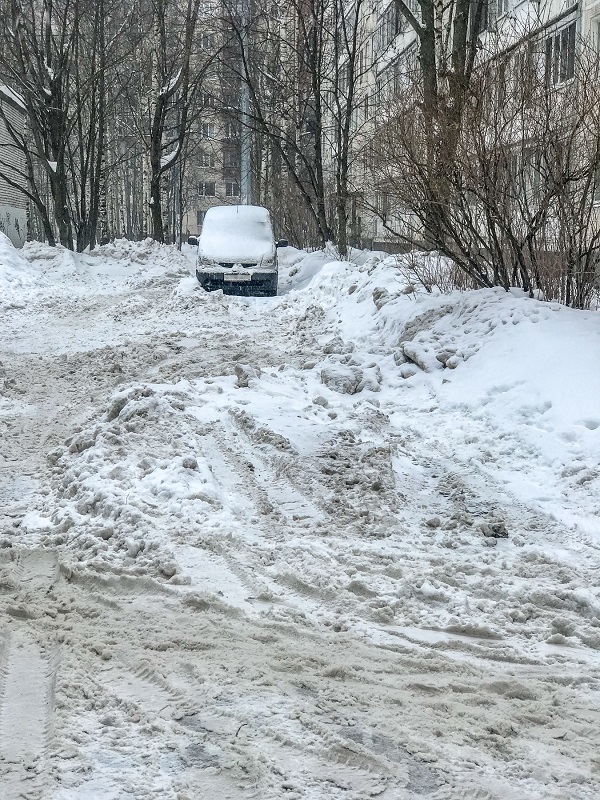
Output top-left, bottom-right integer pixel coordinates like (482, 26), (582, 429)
(35, 379), (235, 578)
(0, 232), (40, 309)
(274, 252), (600, 538)
(18, 238), (193, 299)
(278, 246), (333, 292)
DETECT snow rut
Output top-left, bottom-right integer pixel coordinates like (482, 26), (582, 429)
(104, 659), (186, 719)
(0, 549), (59, 799)
(0, 629), (54, 763)
(13, 548), (60, 595)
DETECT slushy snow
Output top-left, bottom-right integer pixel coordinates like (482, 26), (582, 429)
(0, 235), (599, 800)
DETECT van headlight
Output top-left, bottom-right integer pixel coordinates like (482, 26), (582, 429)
(199, 257), (215, 267)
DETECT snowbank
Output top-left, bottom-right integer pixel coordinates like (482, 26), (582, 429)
(0, 232), (39, 309)
(280, 250), (600, 535)
(4, 239), (600, 800)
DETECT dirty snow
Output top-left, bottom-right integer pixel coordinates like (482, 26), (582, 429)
(0, 236), (599, 800)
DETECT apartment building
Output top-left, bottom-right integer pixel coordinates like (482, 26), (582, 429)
(324, 0), (424, 251)
(183, 89), (243, 236)
(182, 10), (245, 238)
(348, 0), (600, 252)
(0, 84), (27, 247)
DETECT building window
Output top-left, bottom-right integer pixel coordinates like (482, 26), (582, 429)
(471, 0), (491, 37)
(593, 162), (600, 205)
(339, 62), (350, 97)
(199, 181), (216, 196)
(392, 57), (412, 96)
(376, 1), (406, 53)
(223, 92), (240, 109)
(357, 46), (365, 78)
(226, 182), (240, 197)
(199, 150), (215, 167)
(376, 78), (383, 108)
(200, 93), (217, 109)
(223, 147), (240, 168)
(362, 94), (369, 124)
(545, 22), (576, 86)
(376, 74), (394, 108)
(375, 192), (390, 218)
(201, 33), (215, 49)
(197, 210), (206, 227)
(522, 147), (543, 196)
(201, 122), (216, 139)
(224, 121), (239, 139)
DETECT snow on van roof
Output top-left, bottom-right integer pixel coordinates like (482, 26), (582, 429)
(199, 205), (275, 263)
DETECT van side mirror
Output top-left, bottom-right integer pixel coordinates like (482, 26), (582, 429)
(276, 239), (288, 248)
(187, 236), (199, 246)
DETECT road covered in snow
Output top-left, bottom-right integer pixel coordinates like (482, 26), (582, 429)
(1, 233), (600, 800)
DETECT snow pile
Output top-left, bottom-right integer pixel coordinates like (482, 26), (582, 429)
(93, 238), (193, 288)
(38, 379), (234, 579)
(277, 245), (338, 292)
(19, 237), (192, 295)
(21, 240), (100, 290)
(4, 239), (600, 799)
(0, 232), (40, 309)
(306, 255), (599, 524)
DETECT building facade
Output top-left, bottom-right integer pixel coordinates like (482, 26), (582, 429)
(0, 84), (27, 247)
(346, 0), (600, 252)
(182, 12), (244, 238)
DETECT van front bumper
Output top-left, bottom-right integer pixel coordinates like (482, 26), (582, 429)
(196, 270), (277, 296)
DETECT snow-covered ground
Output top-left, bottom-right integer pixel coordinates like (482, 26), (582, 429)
(1, 232), (599, 800)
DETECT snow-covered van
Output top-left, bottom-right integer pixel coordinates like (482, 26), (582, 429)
(196, 205), (286, 297)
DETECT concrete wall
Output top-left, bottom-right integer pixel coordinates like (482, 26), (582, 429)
(0, 203), (27, 247)
(0, 86), (27, 248)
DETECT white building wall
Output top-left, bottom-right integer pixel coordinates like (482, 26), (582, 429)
(354, 0), (598, 250)
(0, 87), (27, 247)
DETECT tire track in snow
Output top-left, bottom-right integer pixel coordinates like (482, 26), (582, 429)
(196, 420), (440, 645)
(431, 790), (494, 800)
(388, 414), (600, 664)
(0, 549), (59, 800)
(102, 658), (187, 721)
(0, 629), (54, 763)
(13, 548), (60, 596)
(196, 427), (350, 625)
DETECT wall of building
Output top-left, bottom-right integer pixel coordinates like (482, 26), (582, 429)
(0, 87), (27, 247)
(182, 17), (243, 238)
(352, 0), (598, 251)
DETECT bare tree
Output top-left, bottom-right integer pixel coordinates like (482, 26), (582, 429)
(143, 0), (206, 243)
(389, 0), (488, 246)
(0, 0), (80, 247)
(221, 0), (374, 254)
(369, 27), (600, 306)
(0, 0), (140, 249)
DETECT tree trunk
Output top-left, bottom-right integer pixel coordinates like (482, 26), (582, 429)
(51, 169), (73, 248)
